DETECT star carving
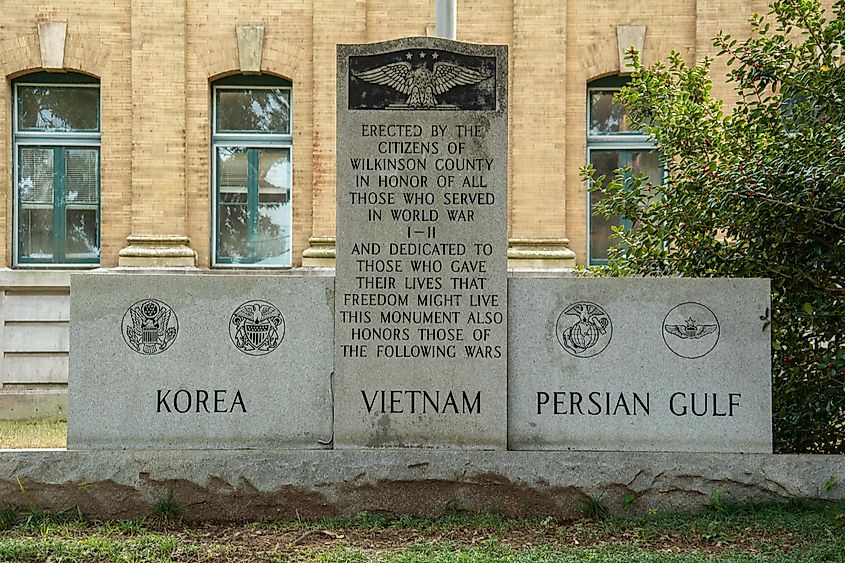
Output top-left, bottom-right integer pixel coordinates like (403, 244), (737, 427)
(402, 51), (441, 60)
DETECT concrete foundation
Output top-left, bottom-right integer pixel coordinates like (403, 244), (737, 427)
(0, 450), (841, 521)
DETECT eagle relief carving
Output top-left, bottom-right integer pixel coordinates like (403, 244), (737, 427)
(349, 50), (495, 110)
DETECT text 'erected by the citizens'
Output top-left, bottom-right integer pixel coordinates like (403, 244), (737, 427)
(338, 121), (504, 362)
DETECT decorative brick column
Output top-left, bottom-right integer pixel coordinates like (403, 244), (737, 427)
(119, 0), (196, 267)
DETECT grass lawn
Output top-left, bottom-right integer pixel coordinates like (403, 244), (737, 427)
(0, 421), (66, 449)
(0, 500), (841, 562)
(1, 423), (842, 560)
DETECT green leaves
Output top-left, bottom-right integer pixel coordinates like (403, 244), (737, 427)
(582, 0), (845, 454)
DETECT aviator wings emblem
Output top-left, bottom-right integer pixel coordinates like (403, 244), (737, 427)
(664, 317), (718, 340)
(353, 61), (492, 108)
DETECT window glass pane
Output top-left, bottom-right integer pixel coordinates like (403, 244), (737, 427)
(589, 90), (637, 135)
(66, 208), (98, 260)
(589, 149), (659, 262)
(65, 149), (98, 205)
(18, 86), (99, 132)
(590, 150), (622, 262)
(630, 149), (661, 185)
(217, 146), (250, 262)
(218, 147), (248, 195)
(218, 204), (249, 262)
(20, 208), (54, 260)
(255, 149), (291, 265)
(217, 89), (290, 133)
(19, 148), (54, 204)
(258, 148), (291, 199)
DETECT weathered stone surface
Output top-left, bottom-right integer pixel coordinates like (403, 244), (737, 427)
(0, 449), (840, 521)
(236, 25), (264, 74)
(38, 21), (67, 70)
(509, 277), (772, 453)
(334, 38), (509, 449)
(616, 25), (646, 72)
(0, 388), (66, 422)
(68, 273), (333, 449)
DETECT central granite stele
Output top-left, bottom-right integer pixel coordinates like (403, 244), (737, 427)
(334, 38), (509, 449)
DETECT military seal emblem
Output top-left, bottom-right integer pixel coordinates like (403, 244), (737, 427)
(556, 302), (613, 358)
(662, 302), (720, 359)
(229, 300), (285, 356)
(122, 299), (178, 355)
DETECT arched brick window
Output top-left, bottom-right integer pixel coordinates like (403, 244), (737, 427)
(13, 71), (100, 266)
(211, 74), (292, 267)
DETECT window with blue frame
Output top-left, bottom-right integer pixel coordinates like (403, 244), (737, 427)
(587, 76), (661, 265)
(212, 75), (292, 267)
(13, 72), (100, 265)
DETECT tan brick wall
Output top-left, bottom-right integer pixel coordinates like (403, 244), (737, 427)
(311, 1), (367, 239)
(696, 0), (753, 106)
(510, 1), (566, 240)
(186, 0), (315, 267)
(564, 1), (698, 263)
(130, 0), (187, 240)
(0, 0), (770, 268)
(0, 0), (131, 267)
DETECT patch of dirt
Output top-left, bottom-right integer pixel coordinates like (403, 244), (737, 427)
(4, 518), (804, 562)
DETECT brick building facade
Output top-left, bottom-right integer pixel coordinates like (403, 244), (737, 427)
(0, 0), (771, 418)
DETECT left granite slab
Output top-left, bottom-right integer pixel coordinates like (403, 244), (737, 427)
(68, 273), (334, 449)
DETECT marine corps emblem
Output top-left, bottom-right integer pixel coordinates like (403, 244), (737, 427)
(662, 302), (720, 359)
(556, 302), (613, 358)
(229, 300), (285, 356)
(122, 299), (179, 355)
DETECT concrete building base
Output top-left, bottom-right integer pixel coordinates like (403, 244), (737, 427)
(0, 387), (66, 422)
(0, 450), (841, 522)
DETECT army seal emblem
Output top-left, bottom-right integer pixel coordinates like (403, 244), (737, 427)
(662, 302), (720, 359)
(122, 299), (179, 355)
(556, 302), (613, 358)
(229, 300), (285, 356)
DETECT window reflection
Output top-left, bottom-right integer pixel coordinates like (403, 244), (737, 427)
(590, 149), (660, 261)
(14, 74), (100, 265)
(217, 89), (291, 133)
(587, 79), (661, 264)
(213, 78), (292, 267)
(18, 86), (99, 132)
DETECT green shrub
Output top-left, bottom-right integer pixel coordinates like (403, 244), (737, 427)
(583, 0), (844, 453)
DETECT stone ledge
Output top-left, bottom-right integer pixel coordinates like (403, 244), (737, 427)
(0, 450), (840, 521)
(507, 238), (576, 270)
(0, 268), (74, 289)
(118, 235), (197, 267)
(0, 389), (66, 422)
(301, 236), (337, 268)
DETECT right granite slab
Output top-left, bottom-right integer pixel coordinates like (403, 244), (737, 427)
(508, 277), (772, 453)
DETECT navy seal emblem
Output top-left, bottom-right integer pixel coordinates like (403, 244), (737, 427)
(229, 300), (285, 356)
(556, 302), (612, 358)
(662, 302), (720, 359)
(122, 299), (178, 355)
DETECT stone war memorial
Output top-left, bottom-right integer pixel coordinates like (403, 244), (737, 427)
(0, 36), (841, 522)
(335, 38), (508, 449)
